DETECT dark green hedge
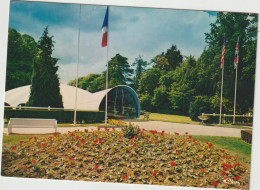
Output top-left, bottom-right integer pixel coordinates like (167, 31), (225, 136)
(241, 130), (252, 144)
(202, 115), (253, 125)
(4, 109), (104, 124)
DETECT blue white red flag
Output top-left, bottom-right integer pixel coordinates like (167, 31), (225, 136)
(101, 7), (109, 47)
(220, 37), (226, 69)
(234, 38), (239, 69)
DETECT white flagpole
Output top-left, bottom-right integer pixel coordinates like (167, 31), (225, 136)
(233, 37), (239, 124)
(219, 61), (224, 125)
(105, 6), (109, 125)
(74, 4), (81, 126)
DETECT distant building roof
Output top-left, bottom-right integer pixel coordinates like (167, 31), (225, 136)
(5, 84), (140, 117)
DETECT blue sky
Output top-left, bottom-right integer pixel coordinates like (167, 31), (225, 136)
(9, 1), (217, 83)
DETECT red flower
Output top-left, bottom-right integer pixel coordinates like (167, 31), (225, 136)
(99, 139), (103, 143)
(54, 133), (58, 137)
(41, 143), (46, 147)
(192, 159), (196, 162)
(152, 171), (157, 176)
(19, 141), (23, 144)
(69, 158), (74, 161)
(75, 136), (80, 139)
(11, 146), (17, 150)
(174, 132), (179, 135)
(233, 163), (240, 166)
(161, 131), (165, 135)
(225, 155), (229, 159)
(193, 139), (196, 142)
(133, 143), (137, 147)
(29, 138), (32, 141)
(234, 176), (240, 181)
(188, 135), (192, 138)
(23, 166), (29, 170)
(32, 159), (36, 163)
(134, 135), (137, 139)
(185, 132), (189, 135)
(170, 161), (176, 166)
(154, 140), (158, 144)
(81, 140), (85, 144)
(95, 165), (99, 169)
(221, 171), (226, 176)
(223, 166), (227, 171)
(112, 128), (115, 131)
(221, 149), (225, 153)
(200, 169), (205, 173)
(222, 162), (227, 167)
(34, 137), (38, 140)
(51, 150), (57, 153)
(208, 143), (213, 148)
(212, 181), (218, 186)
(121, 174), (127, 179)
(227, 165), (232, 169)
(142, 128), (146, 131)
(49, 136), (53, 139)
(98, 128), (101, 131)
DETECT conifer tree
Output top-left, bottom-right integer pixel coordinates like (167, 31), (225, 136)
(27, 27), (63, 108)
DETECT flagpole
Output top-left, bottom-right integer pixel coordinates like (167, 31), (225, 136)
(219, 61), (224, 125)
(74, 4), (81, 126)
(105, 6), (109, 125)
(233, 66), (238, 124)
(233, 37), (239, 124)
(219, 35), (225, 125)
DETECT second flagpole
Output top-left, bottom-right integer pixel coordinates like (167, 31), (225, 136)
(105, 6), (109, 125)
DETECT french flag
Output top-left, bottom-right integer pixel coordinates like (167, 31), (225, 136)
(101, 7), (109, 47)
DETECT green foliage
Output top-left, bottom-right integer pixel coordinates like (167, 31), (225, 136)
(132, 55), (148, 90)
(151, 85), (169, 111)
(164, 45), (183, 70)
(189, 96), (211, 121)
(241, 130), (252, 144)
(108, 53), (133, 87)
(122, 123), (140, 139)
(68, 74), (105, 93)
(4, 109), (104, 123)
(6, 28), (37, 90)
(27, 27), (63, 108)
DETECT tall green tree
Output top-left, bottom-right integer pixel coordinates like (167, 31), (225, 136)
(165, 45), (183, 70)
(107, 53), (133, 87)
(132, 55), (147, 90)
(5, 28), (37, 90)
(27, 27), (63, 108)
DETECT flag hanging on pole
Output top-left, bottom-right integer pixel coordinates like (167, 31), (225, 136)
(101, 7), (109, 47)
(234, 38), (239, 69)
(220, 37), (226, 69)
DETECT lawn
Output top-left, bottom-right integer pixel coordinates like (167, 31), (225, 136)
(1, 128), (250, 189)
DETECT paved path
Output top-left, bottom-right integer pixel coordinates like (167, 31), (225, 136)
(3, 120), (243, 137)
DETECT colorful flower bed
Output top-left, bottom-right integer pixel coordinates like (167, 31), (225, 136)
(107, 119), (127, 127)
(1, 128), (249, 189)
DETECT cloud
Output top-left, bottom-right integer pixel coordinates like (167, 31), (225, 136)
(8, 1), (217, 83)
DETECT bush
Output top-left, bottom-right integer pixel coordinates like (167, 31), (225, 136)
(4, 109), (104, 124)
(122, 123), (140, 138)
(241, 130), (252, 144)
(189, 96), (211, 121)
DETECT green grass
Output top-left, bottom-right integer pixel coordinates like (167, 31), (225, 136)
(194, 135), (252, 166)
(139, 113), (200, 124)
(2, 134), (48, 146)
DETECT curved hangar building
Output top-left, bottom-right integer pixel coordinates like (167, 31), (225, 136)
(5, 84), (141, 118)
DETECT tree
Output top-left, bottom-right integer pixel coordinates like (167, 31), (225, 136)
(107, 53), (133, 87)
(5, 28), (38, 90)
(132, 55), (147, 90)
(164, 45), (183, 70)
(27, 27), (63, 108)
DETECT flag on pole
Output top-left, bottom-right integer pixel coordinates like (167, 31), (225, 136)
(220, 37), (226, 69)
(101, 7), (109, 47)
(234, 38), (239, 69)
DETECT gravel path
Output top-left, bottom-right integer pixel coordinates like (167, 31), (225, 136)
(3, 120), (243, 137)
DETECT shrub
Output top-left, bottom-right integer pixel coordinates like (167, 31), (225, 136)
(122, 123), (139, 138)
(189, 96), (211, 121)
(4, 109), (104, 123)
(241, 130), (252, 144)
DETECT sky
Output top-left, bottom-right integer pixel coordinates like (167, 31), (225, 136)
(8, 1), (217, 83)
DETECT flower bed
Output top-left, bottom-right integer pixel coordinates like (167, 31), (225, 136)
(1, 129), (249, 189)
